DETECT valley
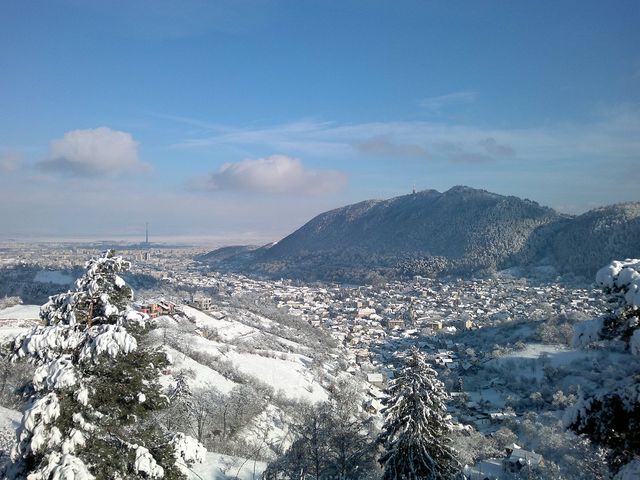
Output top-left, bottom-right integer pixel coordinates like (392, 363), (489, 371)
(0, 241), (634, 478)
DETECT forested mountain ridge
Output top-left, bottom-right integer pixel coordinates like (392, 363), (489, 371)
(198, 187), (640, 282)
(546, 202), (640, 278)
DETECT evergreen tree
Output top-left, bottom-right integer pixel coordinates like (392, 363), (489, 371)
(566, 259), (640, 473)
(377, 347), (461, 480)
(5, 251), (205, 480)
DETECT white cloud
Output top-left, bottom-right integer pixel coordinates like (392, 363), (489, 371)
(169, 104), (640, 166)
(194, 155), (347, 195)
(39, 127), (148, 176)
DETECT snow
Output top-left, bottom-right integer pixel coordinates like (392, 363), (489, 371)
(75, 386), (89, 406)
(240, 404), (292, 453)
(596, 259), (640, 308)
(171, 433), (207, 476)
(0, 324), (35, 344)
(188, 451), (266, 480)
(160, 345), (237, 394)
(18, 394), (62, 456)
(182, 305), (256, 341)
(156, 323), (328, 402)
(464, 459), (502, 480)
(22, 393), (61, 432)
(228, 349), (327, 402)
(33, 356), (77, 391)
(0, 405), (21, 428)
(60, 429), (86, 454)
(134, 446), (165, 478)
(0, 305), (41, 321)
(114, 275), (126, 288)
(81, 325), (137, 359)
(31, 452), (96, 480)
(71, 413), (94, 432)
(572, 318), (604, 348)
(15, 325), (85, 362)
(504, 343), (569, 360)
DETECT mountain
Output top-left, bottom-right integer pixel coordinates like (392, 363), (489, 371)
(199, 186), (640, 282)
(545, 202), (640, 278)
(267, 186), (559, 256)
(260, 186), (562, 277)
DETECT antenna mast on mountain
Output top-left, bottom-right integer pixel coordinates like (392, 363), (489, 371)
(412, 183), (416, 194)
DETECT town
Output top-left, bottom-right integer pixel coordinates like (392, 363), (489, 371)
(0, 240), (615, 478)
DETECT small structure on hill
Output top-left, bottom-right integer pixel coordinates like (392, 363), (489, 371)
(502, 447), (544, 474)
(190, 296), (212, 311)
(135, 299), (176, 318)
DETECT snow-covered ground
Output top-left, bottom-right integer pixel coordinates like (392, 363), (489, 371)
(172, 309), (329, 403)
(189, 451), (266, 480)
(182, 305), (257, 342)
(0, 305), (40, 321)
(0, 405), (21, 462)
(0, 301), (343, 473)
(0, 305), (40, 343)
(161, 344), (237, 394)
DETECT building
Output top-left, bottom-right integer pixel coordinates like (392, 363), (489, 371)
(135, 300), (176, 318)
(190, 297), (213, 311)
(366, 373), (384, 388)
(387, 318), (405, 329)
(502, 448), (544, 474)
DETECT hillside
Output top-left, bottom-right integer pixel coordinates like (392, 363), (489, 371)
(198, 187), (640, 282)
(0, 300), (359, 477)
(547, 202), (640, 278)
(267, 186), (559, 258)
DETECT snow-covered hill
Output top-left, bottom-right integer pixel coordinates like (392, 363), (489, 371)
(0, 300), (356, 476)
(153, 311), (330, 403)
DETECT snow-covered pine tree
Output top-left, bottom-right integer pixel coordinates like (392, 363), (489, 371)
(566, 259), (640, 473)
(5, 251), (205, 480)
(377, 346), (462, 480)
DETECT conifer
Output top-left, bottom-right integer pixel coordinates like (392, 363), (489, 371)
(5, 251), (205, 479)
(378, 347), (461, 480)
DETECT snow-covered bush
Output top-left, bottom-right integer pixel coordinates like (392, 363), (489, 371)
(595, 259), (640, 308)
(572, 317), (605, 349)
(4, 251), (204, 479)
(566, 259), (640, 474)
(572, 259), (640, 352)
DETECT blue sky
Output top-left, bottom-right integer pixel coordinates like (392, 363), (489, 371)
(1, 0), (639, 242)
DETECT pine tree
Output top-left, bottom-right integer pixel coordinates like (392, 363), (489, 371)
(377, 347), (462, 480)
(566, 259), (640, 473)
(5, 251), (205, 480)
